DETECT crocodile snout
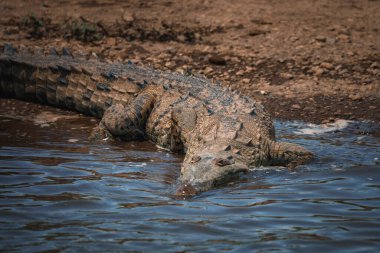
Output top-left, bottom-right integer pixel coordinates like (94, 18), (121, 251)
(176, 153), (248, 196)
(175, 182), (198, 196)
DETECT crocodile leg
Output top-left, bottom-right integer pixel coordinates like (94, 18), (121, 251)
(268, 141), (314, 169)
(91, 90), (156, 141)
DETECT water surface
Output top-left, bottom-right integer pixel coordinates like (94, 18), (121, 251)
(0, 99), (379, 252)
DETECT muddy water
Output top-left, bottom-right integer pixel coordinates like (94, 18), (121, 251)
(0, 99), (379, 252)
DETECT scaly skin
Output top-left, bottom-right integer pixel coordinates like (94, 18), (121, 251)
(0, 44), (313, 196)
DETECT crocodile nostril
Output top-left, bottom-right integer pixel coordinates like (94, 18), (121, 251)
(214, 157), (234, 166)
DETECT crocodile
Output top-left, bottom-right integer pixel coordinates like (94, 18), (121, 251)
(0, 44), (313, 196)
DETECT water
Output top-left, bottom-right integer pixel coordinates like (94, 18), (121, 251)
(0, 99), (379, 252)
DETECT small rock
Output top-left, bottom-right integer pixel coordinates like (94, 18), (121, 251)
(337, 34), (350, 42)
(326, 37), (336, 44)
(311, 66), (324, 76)
(208, 55), (226, 65)
(349, 94), (363, 101)
(339, 69), (348, 75)
(165, 61), (176, 69)
(68, 138), (79, 143)
(370, 62), (379, 69)
(242, 78), (250, 84)
(90, 52), (98, 59)
(176, 68), (185, 75)
(280, 73), (293, 79)
(322, 118), (336, 124)
(166, 47), (177, 55)
(245, 66), (254, 72)
(315, 36), (326, 42)
(231, 57), (241, 63)
(204, 66), (214, 74)
(157, 52), (169, 59)
(177, 35), (187, 42)
(320, 62), (334, 70)
(260, 90), (268, 95)
(123, 12), (134, 22)
(370, 69), (380, 76)
(292, 104), (301, 109)
(352, 65), (363, 72)
(248, 29), (267, 36)
(106, 37), (116, 46)
(236, 70), (245, 76)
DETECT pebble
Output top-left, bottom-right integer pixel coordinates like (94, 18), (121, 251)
(105, 37), (116, 46)
(349, 94), (363, 101)
(123, 12), (134, 22)
(315, 36), (326, 42)
(157, 52), (169, 59)
(176, 68), (185, 75)
(339, 69), (348, 75)
(370, 62), (378, 69)
(248, 29), (267, 36)
(208, 55), (226, 65)
(311, 66), (324, 76)
(166, 47), (177, 55)
(164, 61), (176, 69)
(337, 34), (350, 42)
(177, 35), (187, 42)
(322, 118), (336, 124)
(369, 69), (380, 76)
(242, 78), (250, 84)
(236, 70), (245, 76)
(204, 66), (214, 74)
(280, 73), (293, 79)
(352, 65), (363, 72)
(231, 57), (241, 63)
(326, 37), (336, 44)
(320, 62), (334, 70)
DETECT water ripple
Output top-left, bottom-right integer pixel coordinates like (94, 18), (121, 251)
(0, 106), (380, 252)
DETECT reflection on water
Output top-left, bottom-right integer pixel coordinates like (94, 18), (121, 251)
(0, 99), (379, 252)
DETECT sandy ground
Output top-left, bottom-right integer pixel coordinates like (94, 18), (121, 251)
(0, 0), (379, 123)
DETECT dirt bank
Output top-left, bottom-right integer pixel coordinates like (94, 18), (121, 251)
(0, 0), (379, 123)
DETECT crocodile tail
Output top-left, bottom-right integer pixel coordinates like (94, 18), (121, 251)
(0, 44), (17, 96)
(0, 44), (126, 118)
(268, 140), (314, 169)
(0, 45), (94, 114)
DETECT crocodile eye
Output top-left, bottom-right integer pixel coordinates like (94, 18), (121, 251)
(191, 155), (201, 163)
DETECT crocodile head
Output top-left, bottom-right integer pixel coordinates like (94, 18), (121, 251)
(176, 149), (249, 196)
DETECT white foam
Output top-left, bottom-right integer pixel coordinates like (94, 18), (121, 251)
(294, 119), (353, 135)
